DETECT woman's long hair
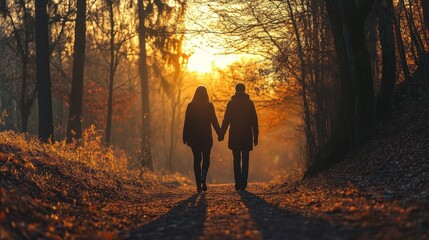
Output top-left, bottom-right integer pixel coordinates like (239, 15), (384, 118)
(190, 86), (210, 105)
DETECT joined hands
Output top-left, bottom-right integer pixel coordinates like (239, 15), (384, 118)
(218, 133), (224, 142)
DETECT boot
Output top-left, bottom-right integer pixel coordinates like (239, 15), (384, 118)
(195, 170), (202, 193)
(201, 170), (208, 191)
(201, 182), (207, 191)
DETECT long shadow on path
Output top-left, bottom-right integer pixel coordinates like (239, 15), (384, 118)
(239, 191), (361, 240)
(124, 194), (207, 240)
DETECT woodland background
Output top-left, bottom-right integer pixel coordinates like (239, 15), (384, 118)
(0, 0), (428, 182)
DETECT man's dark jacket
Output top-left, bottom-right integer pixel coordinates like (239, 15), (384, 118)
(183, 102), (220, 149)
(221, 92), (258, 151)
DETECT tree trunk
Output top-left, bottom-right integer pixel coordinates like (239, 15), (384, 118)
(105, 0), (115, 145)
(422, 0), (429, 91)
(304, 0), (375, 178)
(423, 0), (429, 31)
(20, 105), (30, 132)
(137, 0), (153, 171)
(167, 100), (176, 171)
(375, 0), (396, 120)
(286, 0), (317, 163)
(392, 2), (411, 85)
(35, 0), (54, 142)
(404, 0), (429, 91)
(422, 0), (429, 90)
(366, 10), (379, 81)
(20, 56), (29, 132)
(406, 0), (426, 61)
(67, 0), (86, 143)
(311, 0), (329, 151)
(12, 2), (38, 133)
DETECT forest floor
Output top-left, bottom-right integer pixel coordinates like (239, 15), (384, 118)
(1, 97), (428, 239)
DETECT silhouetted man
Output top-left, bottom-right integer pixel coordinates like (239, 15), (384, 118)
(219, 83), (258, 191)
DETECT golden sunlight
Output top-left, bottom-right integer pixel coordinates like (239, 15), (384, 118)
(186, 47), (249, 73)
(187, 50), (214, 73)
(184, 3), (245, 73)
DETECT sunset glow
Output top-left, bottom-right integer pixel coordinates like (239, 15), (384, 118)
(1, 0), (427, 238)
(187, 50), (213, 73)
(184, 3), (244, 73)
(186, 46), (250, 73)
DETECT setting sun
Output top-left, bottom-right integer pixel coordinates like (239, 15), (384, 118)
(186, 46), (250, 73)
(184, 3), (246, 73)
(187, 50), (214, 73)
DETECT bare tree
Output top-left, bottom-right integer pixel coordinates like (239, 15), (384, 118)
(154, 34), (190, 171)
(207, 0), (338, 166)
(137, 0), (152, 170)
(400, 0), (429, 91)
(393, 0), (411, 85)
(285, 0), (316, 163)
(136, 0), (187, 171)
(105, 0), (115, 145)
(35, 0), (54, 142)
(0, 1), (37, 132)
(375, 0), (396, 120)
(67, 0), (86, 142)
(423, 0), (429, 31)
(304, 0), (376, 178)
(157, 62), (186, 171)
(0, 1), (72, 134)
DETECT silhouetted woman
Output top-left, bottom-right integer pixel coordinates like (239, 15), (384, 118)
(183, 86), (220, 193)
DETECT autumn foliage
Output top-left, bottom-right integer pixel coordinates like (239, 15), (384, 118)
(0, 129), (190, 238)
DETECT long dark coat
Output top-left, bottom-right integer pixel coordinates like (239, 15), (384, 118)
(183, 102), (220, 149)
(221, 92), (259, 151)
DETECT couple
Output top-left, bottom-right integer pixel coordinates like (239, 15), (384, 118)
(183, 83), (259, 193)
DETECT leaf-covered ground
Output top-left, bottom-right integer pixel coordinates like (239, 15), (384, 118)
(0, 97), (428, 239)
(271, 96), (429, 239)
(0, 132), (191, 239)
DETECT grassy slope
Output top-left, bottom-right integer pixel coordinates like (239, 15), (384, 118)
(275, 97), (429, 239)
(0, 132), (190, 239)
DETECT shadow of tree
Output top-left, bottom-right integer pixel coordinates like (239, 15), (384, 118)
(124, 194), (207, 240)
(239, 191), (360, 239)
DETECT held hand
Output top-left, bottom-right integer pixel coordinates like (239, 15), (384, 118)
(218, 134), (224, 142)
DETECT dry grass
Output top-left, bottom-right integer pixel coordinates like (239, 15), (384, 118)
(0, 126), (190, 187)
(0, 126), (192, 238)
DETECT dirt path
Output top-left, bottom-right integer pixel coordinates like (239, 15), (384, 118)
(121, 183), (359, 239)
